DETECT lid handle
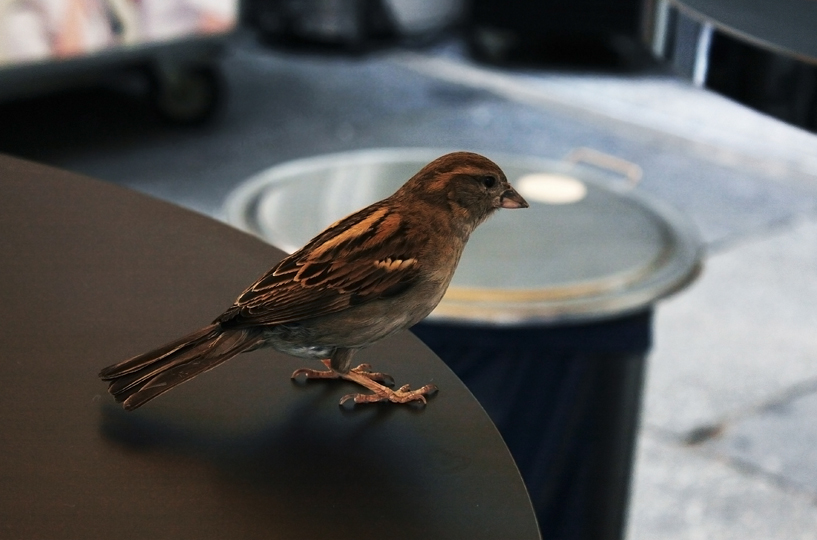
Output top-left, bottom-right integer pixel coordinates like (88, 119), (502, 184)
(563, 147), (643, 189)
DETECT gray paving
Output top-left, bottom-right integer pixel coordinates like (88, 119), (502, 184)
(2, 35), (816, 539)
(628, 435), (817, 540)
(632, 219), (817, 539)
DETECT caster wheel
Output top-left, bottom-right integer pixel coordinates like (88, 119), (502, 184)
(150, 63), (223, 124)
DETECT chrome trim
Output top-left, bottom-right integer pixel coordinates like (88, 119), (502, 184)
(643, 0), (817, 131)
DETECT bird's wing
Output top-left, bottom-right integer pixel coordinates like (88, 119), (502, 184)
(218, 202), (423, 327)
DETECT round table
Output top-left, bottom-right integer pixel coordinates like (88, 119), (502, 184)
(0, 154), (541, 540)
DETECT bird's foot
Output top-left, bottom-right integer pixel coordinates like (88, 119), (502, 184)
(291, 359), (395, 386)
(338, 368), (438, 407)
(339, 381), (439, 407)
(292, 359), (437, 407)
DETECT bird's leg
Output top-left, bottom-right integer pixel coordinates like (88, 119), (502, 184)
(291, 359), (395, 386)
(337, 372), (438, 407)
(291, 349), (437, 406)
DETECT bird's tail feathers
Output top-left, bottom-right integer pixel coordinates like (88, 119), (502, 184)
(99, 323), (262, 411)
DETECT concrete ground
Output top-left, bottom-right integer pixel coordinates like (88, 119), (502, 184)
(2, 34), (816, 539)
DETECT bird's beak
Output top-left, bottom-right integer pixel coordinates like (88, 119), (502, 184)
(499, 186), (529, 209)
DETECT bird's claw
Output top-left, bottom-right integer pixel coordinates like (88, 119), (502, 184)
(291, 360), (394, 387)
(294, 359), (436, 408)
(339, 383), (438, 408)
(291, 367), (331, 381)
(291, 358), (335, 381)
(291, 360), (394, 386)
(352, 364), (394, 387)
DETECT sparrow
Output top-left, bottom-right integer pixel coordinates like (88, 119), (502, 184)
(99, 151), (528, 410)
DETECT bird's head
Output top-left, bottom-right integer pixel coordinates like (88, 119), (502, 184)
(397, 151), (528, 235)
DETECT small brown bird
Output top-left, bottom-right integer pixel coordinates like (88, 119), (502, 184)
(99, 152), (528, 410)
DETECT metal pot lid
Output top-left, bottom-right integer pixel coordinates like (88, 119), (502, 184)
(225, 148), (703, 324)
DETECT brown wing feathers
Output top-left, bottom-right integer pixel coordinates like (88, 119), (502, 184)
(219, 203), (421, 328)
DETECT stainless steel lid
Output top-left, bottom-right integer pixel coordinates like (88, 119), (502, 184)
(225, 148), (703, 324)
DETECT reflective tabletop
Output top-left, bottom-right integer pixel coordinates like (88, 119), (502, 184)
(0, 154), (540, 540)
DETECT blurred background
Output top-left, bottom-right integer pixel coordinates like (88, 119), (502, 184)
(2, 1), (816, 539)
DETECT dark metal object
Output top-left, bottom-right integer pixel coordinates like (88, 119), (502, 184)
(467, 0), (643, 65)
(412, 312), (651, 540)
(0, 155), (540, 540)
(643, 0), (817, 132)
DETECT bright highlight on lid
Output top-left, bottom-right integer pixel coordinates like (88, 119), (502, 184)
(517, 173), (587, 204)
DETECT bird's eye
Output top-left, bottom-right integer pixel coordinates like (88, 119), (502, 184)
(481, 175), (497, 189)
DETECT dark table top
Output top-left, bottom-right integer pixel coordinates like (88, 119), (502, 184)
(0, 154), (540, 540)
